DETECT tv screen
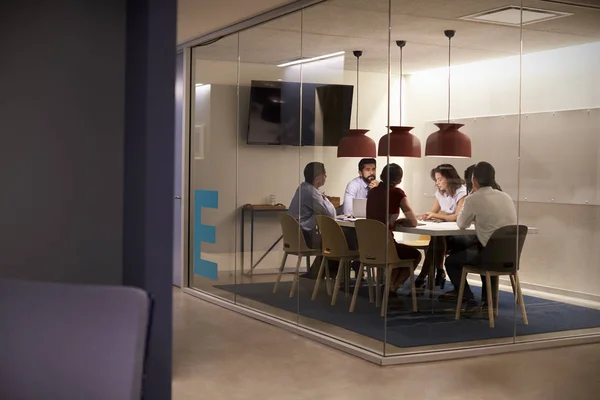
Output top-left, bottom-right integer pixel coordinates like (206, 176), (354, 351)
(246, 80), (353, 146)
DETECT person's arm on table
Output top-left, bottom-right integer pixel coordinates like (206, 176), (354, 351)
(419, 198), (441, 220)
(396, 197), (418, 228)
(342, 180), (358, 215)
(457, 197), (475, 229)
(427, 197), (466, 222)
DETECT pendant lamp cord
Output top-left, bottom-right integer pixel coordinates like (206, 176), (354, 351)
(356, 54), (359, 129)
(395, 40), (406, 126)
(352, 50), (363, 129)
(399, 44), (403, 125)
(445, 30), (455, 124)
(447, 35), (451, 123)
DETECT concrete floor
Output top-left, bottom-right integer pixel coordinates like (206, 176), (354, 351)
(173, 289), (600, 400)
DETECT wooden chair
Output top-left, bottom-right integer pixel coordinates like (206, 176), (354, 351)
(313, 216), (361, 305)
(403, 234), (433, 290)
(403, 234), (430, 250)
(274, 213), (321, 297)
(455, 225), (529, 328)
(352, 219), (418, 316)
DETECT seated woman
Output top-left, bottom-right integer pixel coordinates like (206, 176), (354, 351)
(415, 164), (467, 291)
(464, 164), (501, 193)
(366, 164), (422, 300)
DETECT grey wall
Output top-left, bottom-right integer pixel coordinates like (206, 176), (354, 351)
(2, 0), (175, 397)
(0, 0), (125, 285)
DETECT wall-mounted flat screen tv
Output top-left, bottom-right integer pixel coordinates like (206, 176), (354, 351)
(246, 80), (353, 146)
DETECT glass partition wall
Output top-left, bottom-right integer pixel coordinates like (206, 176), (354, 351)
(188, 0), (600, 362)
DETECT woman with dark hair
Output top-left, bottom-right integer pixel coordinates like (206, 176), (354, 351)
(414, 164), (468, 291)
(465, 164), (502, 193)
(366, 164), (422, 301)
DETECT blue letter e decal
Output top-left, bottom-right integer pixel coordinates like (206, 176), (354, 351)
(193, 190), (218, 280)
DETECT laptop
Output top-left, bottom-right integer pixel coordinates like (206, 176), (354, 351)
(352, 198), (367, 218)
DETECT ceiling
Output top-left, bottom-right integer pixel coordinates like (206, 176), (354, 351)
(177, 0), (295, 44)
(189, 0), (600, 73)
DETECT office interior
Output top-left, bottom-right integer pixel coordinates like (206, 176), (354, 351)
(182, 0), (600, 361)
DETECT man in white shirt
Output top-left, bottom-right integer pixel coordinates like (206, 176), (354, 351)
(440, 162), (517, 307)
(341, 158), (378, 215)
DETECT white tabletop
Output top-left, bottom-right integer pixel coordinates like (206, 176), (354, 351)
(335, 218), (537, 236)
(396, 221), (477, 236)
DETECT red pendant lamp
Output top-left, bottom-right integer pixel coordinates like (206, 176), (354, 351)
(337, 50), (376, 158)
(425, 30), (471, 158)
(378, 40), (421, 158)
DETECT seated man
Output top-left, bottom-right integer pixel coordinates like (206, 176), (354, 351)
(288, 162), (337, 277)
(366, 163), (422, 301)
(342, 158), (378, 216)
(441, 162), (517, 308)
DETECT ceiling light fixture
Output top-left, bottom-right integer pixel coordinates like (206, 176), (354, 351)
(425, 30), (472, 158)
(337, 50), (376, 158)
(276, 51), (346, 68)
(378, 40), (421, 158)
(460, 5), (572, 26)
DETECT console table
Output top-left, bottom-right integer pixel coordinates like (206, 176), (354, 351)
(241, 204), (288, 276)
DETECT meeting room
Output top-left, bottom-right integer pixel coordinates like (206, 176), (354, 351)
(184, 0), (600, 361)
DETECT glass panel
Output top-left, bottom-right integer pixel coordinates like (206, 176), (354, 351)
(295, 0), (390, 355)
(233, 12), (303, 325)
(189, 34), (240, 301)
(517, 0), (600, 343)
(386, 0), (523, 355)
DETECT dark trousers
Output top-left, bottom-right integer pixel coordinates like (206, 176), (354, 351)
(445, 235), (497, 302)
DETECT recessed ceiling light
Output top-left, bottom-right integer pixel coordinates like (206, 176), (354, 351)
(277, 51), (345, 68)
(460, 5), (572, 26)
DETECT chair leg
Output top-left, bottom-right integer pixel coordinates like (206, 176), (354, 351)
(345, 261), (351, 298)
(409, 265), (417, 313)
(311, 256), (327, 300)
(350, 263), (365, 312)
(367, 266), (374, 304)
(429, 262), (435, 299)
(515, 272), (528, 325)
(331, 259), (345, 306)
(381, 267), (393, 317)
(324, 259), (332, 296)
(374, 267), (381, 307)
(485, 272), (494, 328)
(494, 276), (500, 317)
(273, 253), (288, 293)
(510, 275), (518, 304)
(455, 268), (468, 320)
(289, 256), (303, 298)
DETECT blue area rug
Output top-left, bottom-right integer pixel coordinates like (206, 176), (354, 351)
(215, 279), (600, 348)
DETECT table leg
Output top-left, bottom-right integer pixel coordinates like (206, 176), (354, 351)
(250, 210), (254, 276)
(247, 235), (283, 276)
(241, 209), (245, 276)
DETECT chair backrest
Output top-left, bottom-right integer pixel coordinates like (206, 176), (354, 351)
(279, 213), (312, 253)
(479, 224), (528, 272)
(0, 279), (149, 400)
(315, 215), (351, 257)
(355, 219), (401, 265)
